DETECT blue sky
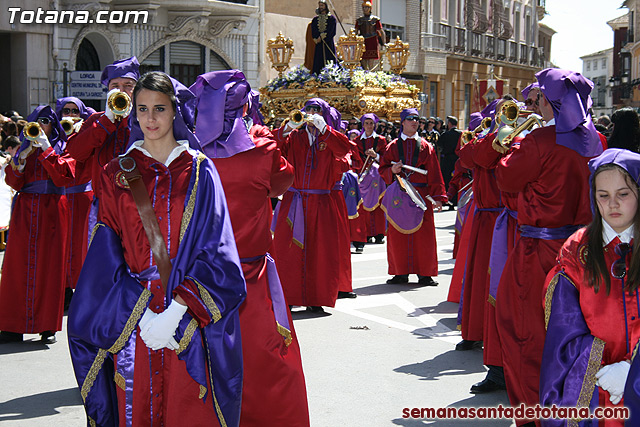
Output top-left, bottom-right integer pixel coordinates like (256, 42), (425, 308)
(540, 0), (628, 72)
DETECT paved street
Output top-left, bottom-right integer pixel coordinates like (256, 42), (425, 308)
(0, 209), (514, 426)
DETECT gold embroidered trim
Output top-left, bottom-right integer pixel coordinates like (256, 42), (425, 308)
(114, 372), (125, 391)
(188, 276), (222, 323)
(88, 417), (97, 427)
(203, 334), (228, 427)
(487, 294), (496, 307)
(81, 349), (108, 402)
(379, 202), (424, 234)
(632, 338), (640, 362)
(362, 190), (386, 212)
(575, 337), (605, 421)
(176, 318), (198, 355)
(199, 384), (207, 400)
(544, 274), (560, 330)
(108, 289), (152, 354)
(276, 321), (292, 347)
(89, 223), (106, 247)
(180, 153), (205, 244)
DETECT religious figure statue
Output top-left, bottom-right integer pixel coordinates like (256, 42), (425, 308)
(355, 1), (385, 70)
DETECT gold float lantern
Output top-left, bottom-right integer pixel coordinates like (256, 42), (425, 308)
(336, 28), (366, 75)
(386, 37), (410, 75)
(266, 32), (295, 77)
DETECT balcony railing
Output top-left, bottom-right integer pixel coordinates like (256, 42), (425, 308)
(471, 33), (482, 56)
(520, 44), (528, 64)
(440, 23), (453, 51)
(454, 27), (466, 52)
(486, 35), (495, 58)
(509, 41), (517, 61)
(497, 39), (507, 60)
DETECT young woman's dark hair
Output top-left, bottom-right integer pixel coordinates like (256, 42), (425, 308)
(584, 163), (640, 294)
(133, 71), (177, 112)
(608, 107), (640, 153)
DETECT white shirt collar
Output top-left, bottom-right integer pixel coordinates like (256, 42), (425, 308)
(126, 139), (189, 167)
(401, 132), (419, 140)
(602, 219), (634, 246)
(545, 118), (555, 127)
(361, 130), (378, 140)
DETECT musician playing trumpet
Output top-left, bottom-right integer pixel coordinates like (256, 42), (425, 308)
(55, 96), (95, 136)
(379, 108), (447, 286)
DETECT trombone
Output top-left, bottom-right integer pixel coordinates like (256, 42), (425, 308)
(495, 100), (543, 151)
(107, 90), (132, 120)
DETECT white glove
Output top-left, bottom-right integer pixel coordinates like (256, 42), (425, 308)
(140, 300), (187, 351)
(139, 307), (157, 331)
(610, 392), (623, 405)
(596, 360), (631, 402)
(31, 132), (51, 151)
(310, 114), (327, 134)
(73, 119), (84, 133)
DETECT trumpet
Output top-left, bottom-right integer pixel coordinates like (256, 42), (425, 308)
(23, 122), (43, 141)
(461, 116), (492, 144)
(495, 100), (543, 150)
(287, 110), (314, 129)
(61, 118), (75, 135)
(107, 90), (131, 119)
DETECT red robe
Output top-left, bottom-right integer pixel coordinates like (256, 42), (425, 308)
(457, 133), (503, 342)
(493, 126), (593, 424)
(379, 136), (447, 276)
(212, 125), (309, 426)
(352, 133), (387, 238)
(273, 126), (353, 307)
(542, 229), (639, 427)
(446, 158), (472, 258)
(0, 147), (74, 333)
(447, 199), (476, 303)
(101, 147), (223, 426)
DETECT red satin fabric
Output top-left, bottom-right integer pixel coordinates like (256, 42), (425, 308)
(212, 125), (309, 426)
(447, 199), (476, 303)
(64, 159), (93, 289)
(0, 147), (73, 333)
(379, 137), (447, 276)
(272, 127), (353, 307)
(493, 125), (594, 424)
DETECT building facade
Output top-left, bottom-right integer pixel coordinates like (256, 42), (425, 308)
(581, 48), (613, 117)
(2, 0), (261, 115)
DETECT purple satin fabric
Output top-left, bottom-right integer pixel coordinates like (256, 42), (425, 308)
(247, 90), (265, 126)
(540, 273), (600, 426)
(270, 200), (281, 235)
(285, 187), (331, 247)
(65, 182), (93, 194)
(68, 154), (246, 427)
(624, 353), (640, 426)
(519, 224), (581, 240)
(536, 68), (602, 158)
(100, 56), (140, 87)
(341, 171), (361, 217)
(521, 82), (539, 100)
(488, 208), (517, 302)
(190, 70), (255, 159)
(19, 179), (66, 195)
(468, 112), (482, 131)
(360, 164), (386, 211)
(87, 197), (98, 249)
(400, 108), (419, 122)
(381, 181), (424, 233)
(116, 330), (136, 427)
(239, 253), (292, 341)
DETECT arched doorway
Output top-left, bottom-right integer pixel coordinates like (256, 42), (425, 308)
(75, 34), (114, 111)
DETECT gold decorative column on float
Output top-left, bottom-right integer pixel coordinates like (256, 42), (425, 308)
(386, 37), (410, 75)
(266, 32), (294, 77)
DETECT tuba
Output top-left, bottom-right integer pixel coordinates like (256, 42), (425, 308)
(107, 90), (132, 119)
(24, 122), (43, 141)
(494, 100), (543, 151)
(461, 116), (492, 144)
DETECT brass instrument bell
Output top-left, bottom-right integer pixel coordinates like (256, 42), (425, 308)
(61, 118), (75, 136)
(24, 122), (43, 141)
(287, 110), (314, 129)
(495, 100), (543, 150)
(107, 90), (132, 119)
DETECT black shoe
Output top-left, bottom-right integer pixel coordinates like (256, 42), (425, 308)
(355, 247), (364, 254)
(40, 331), (56, 345)
(418, 276), (438, 286)
(64, 287), (74, 311)
(455, 339), (482, 351)
(338, 291), (357, 299)
(386, 275), (409, 284)
(306, 306), (325, 313)
(0, 331), (23, 344)
(367, 237), (375, 243)
(447, 203), (456, 211)
(470, 378), (506, 394)
(375, 234), (385, 244)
